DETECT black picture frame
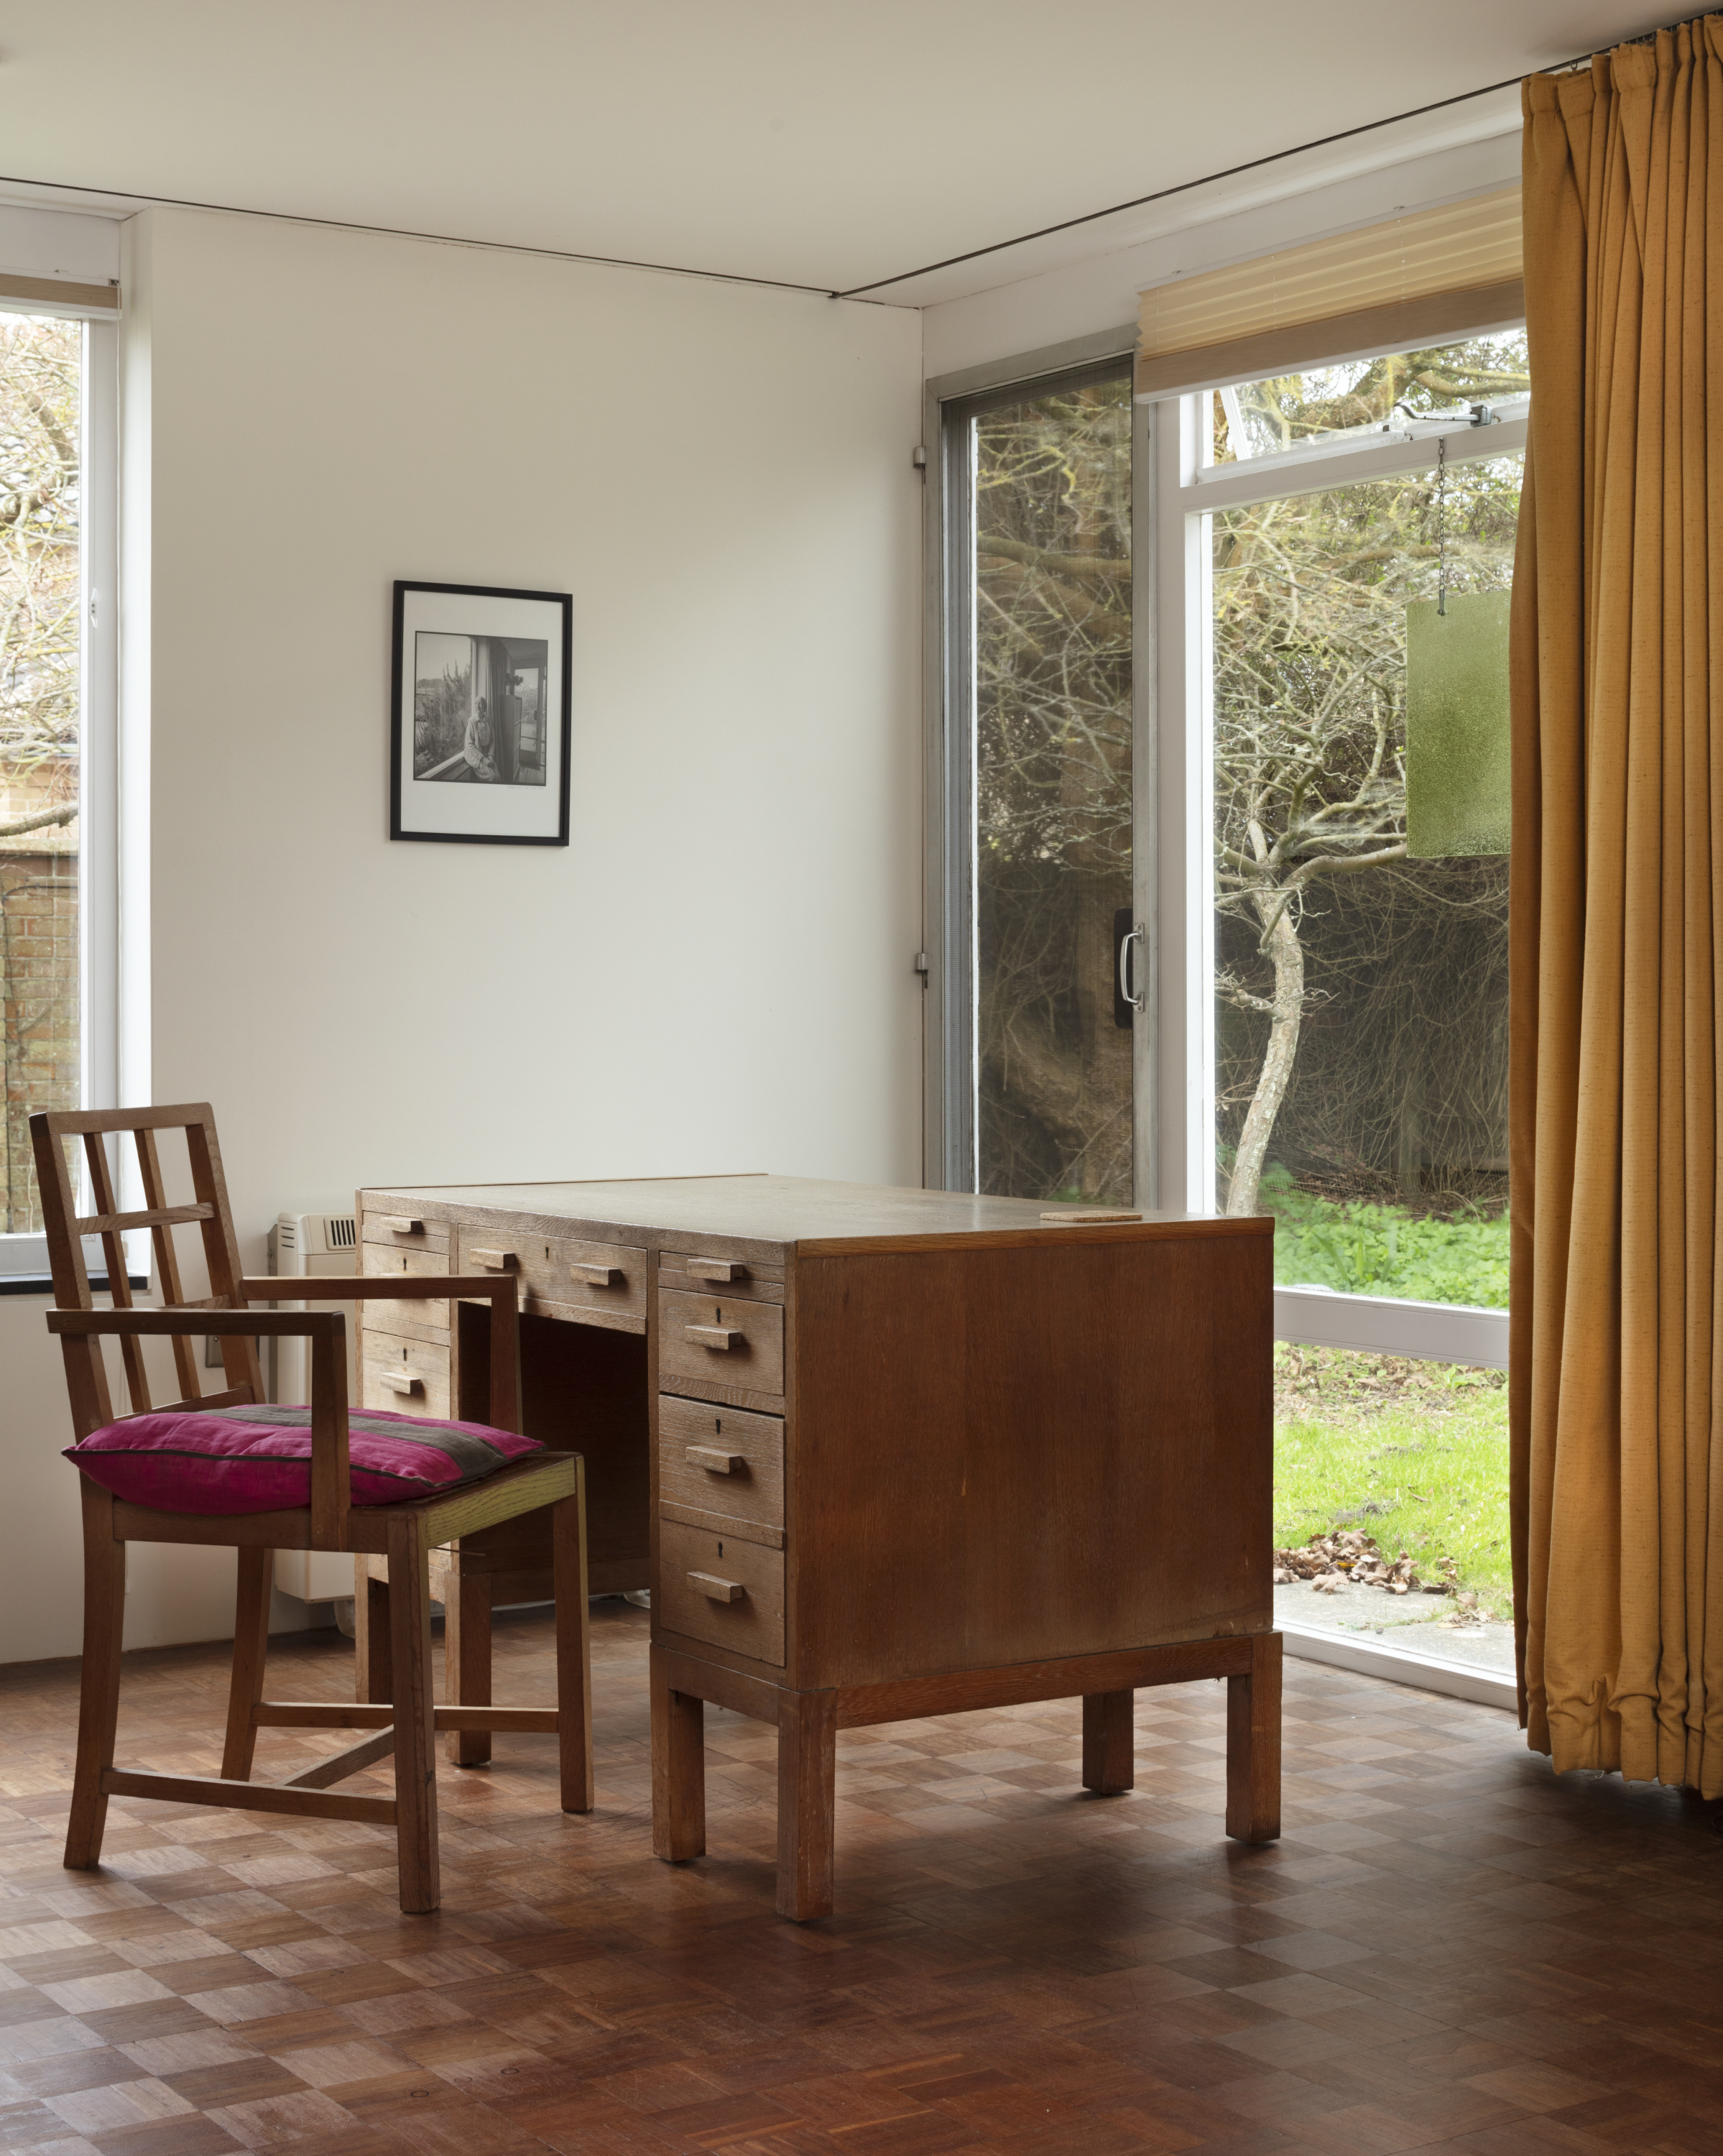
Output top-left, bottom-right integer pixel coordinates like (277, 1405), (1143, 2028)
(389, 579), (573, 845)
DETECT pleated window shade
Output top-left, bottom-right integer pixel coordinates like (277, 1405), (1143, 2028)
(0, 272), (119, 316)
(1135, 187), (1523, 401)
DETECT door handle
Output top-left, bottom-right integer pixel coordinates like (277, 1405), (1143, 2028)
(1114, 908), (1144, 1028)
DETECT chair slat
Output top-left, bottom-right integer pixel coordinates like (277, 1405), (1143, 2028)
(284, 1726), (396, 1789)
(101, 1766), (395, 1827)
(183, 1117), (264, 1402)
(72, 1204), (213, 1234)
(81, 1132), (149, 1414)
(132, 1130), (202, 1401)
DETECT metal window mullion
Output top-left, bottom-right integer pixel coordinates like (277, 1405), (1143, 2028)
(1151, 392), (1215, 1216)
(80, 319), (119, 1120)
(1183, 413), (1528, 517)
(1131, 397), (1156, 1209)
(939, 407), (979, 1193)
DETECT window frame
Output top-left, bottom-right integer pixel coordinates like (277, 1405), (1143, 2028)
(1147, 327), (1527, 1368)
(0, 305), (120, 1286)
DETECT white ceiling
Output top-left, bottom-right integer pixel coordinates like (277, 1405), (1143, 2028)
(0, 1), (1669, 301)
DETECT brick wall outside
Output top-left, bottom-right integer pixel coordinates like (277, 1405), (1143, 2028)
(1, 849), (78, 1234)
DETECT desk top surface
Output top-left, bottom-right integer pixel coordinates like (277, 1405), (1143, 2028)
(359, 1173), (1270, 1254)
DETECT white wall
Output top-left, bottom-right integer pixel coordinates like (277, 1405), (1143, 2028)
(1, 205), (923, 1663)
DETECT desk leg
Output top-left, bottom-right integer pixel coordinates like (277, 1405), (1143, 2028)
(776, 1690), (836, 1922)
(443, 1567), (492, 1769)
(650, 1646), (706, 1862)
(553, 1480), (593, 1813)
(1081, 1690), (1135, 1794)
(1225, 1631), (1282, 1844)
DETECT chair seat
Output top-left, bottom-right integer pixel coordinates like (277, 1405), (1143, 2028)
(66, 1401), (544, 1515)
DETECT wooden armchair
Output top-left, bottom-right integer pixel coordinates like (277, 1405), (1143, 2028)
(32, 1102), (592, 1915)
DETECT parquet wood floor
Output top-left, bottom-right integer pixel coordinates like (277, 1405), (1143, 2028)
(0, 1603), (1719, 2156)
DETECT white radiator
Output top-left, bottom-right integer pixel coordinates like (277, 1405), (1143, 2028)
(267, 1210), (359, 1604)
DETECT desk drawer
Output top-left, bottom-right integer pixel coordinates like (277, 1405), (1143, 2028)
(658, 1520), (785, 1667)
(360, 1332), (451, 1419)
(658, 1289), (784, 1395)
(657, 1395), (783, 1535)
(658, 1251), (785, 1305)
(361, 1241), (451, 1342)
(457, 1228), (647, 1326)
(362, 1211), (448, 1257)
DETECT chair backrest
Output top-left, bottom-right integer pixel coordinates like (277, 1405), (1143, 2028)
(30, 1103), (264, 1438)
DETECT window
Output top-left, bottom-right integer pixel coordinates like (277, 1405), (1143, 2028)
(0, 300), (116, 1279)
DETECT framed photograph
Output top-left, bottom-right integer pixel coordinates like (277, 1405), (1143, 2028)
(390, 580), (572, 844)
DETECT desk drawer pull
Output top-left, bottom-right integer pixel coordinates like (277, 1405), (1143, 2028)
(379, 1215), (423, 1235)
(688, 1571), (744, 1603)
(378, 1370), (422, 1396)
(687, 1258), (748, 1284)
(684, 1324), (741, 1350)
(470, 1248), (518, 1271)
(685, 1445), (744, 1474)
(571, 1263), (622, 1288)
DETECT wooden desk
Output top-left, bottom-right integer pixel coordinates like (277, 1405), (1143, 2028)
(354, 1175), (1280, 1918)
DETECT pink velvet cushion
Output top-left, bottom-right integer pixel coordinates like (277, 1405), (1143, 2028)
(65, 1403), (543, 1514)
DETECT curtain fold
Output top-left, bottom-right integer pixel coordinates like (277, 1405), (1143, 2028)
(1512, 19), (1723, 1796)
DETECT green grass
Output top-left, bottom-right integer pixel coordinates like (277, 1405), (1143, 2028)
(1274, 1344), (1512, 1623)
(1259, 1168), (1509, 1307)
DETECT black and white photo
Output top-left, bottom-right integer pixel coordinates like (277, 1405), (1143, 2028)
(390, 581), (571, 844)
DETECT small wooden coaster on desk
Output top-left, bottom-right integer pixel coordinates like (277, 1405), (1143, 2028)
(1040, 1208), (1142, 1223)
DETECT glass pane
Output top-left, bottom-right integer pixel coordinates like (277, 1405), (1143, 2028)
(1210, 433), (1520, 1308)
(1273, 1345), (1513, 1679)
(1211, 331), (1530, 464)
(0, 313), (81, 1234)
(971, 372), (1132, 1202)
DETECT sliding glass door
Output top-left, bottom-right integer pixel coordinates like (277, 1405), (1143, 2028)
(937, 359), (1140, 1202)
(936, 323), (1527, 1679)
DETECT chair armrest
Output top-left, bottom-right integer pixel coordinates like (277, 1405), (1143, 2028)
(50, 1308), (354, 1549)
(48, 1307), (344, 1338)
(236, 1277), (522, 1438)
(234, 1276), (514, 1301)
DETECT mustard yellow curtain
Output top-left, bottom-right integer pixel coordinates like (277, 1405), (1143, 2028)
(1513, 20), (1723, 1795)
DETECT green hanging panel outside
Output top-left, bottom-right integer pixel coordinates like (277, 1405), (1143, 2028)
(1404, 591), (1512, 859)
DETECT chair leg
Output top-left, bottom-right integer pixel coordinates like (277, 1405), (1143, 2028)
(1225, 1631), (1283, 1844)
(650, 1645), (705, 1862)
(1081, 1690), (1135, 1795)
(386, 1511), (440, 1914)
(65, 1480), (125, 1871)
(443, 1565), (492, 1769)
(776, 1689), (837, 1922)
(354, 1560), (392, 1705)
(553, 1474), (593, 1812)
(221, 1549), (273, 1782)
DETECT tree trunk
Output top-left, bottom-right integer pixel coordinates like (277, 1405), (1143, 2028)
(1227, 893), (1304, 1217)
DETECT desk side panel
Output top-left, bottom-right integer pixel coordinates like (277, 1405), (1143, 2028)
(790, 1235), (1272, 1689)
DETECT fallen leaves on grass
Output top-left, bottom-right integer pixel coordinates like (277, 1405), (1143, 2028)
(1274, 1528), (1453, 1598)
(1275, 1343), (1505, 1425)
